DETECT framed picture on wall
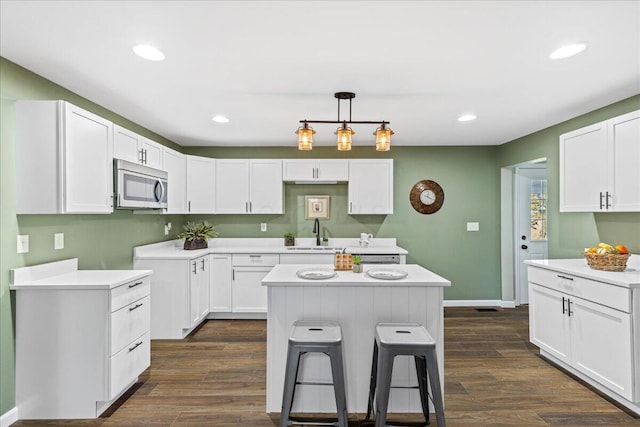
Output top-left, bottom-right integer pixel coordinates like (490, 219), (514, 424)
(305, 195), (330, 220)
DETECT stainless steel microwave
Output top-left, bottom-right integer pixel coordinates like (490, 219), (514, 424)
(114, 159), (168, 209)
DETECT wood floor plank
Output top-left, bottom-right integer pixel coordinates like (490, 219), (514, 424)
(11, 306), (640, 426)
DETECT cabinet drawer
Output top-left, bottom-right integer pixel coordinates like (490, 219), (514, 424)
(111, 276), (151, 312)
(109, 331), (150, 400)
(527, 267), (630, 312)
(110, 295), (150, 356)
(232, 254), (279, 267)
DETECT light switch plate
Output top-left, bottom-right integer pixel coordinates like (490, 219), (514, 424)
(261, 223), (267, 232)
(17, 235), (29, 253)
(467, 222), (480, 231)
(54, 233), (64, 250)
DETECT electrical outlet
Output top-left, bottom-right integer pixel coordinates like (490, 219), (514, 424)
(164, 222), (173, 235)
(261, 223), (267, 232)
(54, 233), (64, 250)
(467, 222), (480, 232)
(17, 235), (29, 253)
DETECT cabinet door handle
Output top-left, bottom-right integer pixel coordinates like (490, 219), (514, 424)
(249, 201), (252, 212)
(599, 192), (604, 210)
(201, 258), (205, 271)
(193, 261), (197, 274)
(567, 299), (573, 317)
(129, 341), (143, 352)
(232, 269), (235, 281)
(188, 201), (191, 212)
(562, 297), (566, 314)
(245, 201), (248, 212)
(129, 303), (143, 312)
(129, 281), (143, 288)
(606, 191), (611, 209)
(349, 202), (353, 213)
(557, 274), (574, 281)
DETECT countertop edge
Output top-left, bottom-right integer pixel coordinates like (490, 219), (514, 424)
(525, 257), (640, 287)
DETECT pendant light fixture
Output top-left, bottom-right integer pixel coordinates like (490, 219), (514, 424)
(296, 121), (315, 150)
(336, 122), (355, 151)
(374, 123), (394, 151)
(296, 92), (393, 151)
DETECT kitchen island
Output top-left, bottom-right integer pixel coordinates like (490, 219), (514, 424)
(262, 263), (451, 414)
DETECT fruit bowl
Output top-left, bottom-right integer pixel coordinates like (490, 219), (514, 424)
(584, 252), (630, 271)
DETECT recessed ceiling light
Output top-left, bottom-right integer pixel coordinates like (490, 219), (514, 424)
(212, 115), (230, 123)
(549, 43), (587, 60)
(132, 44), (165, 61)
(458, 114), (476, 122)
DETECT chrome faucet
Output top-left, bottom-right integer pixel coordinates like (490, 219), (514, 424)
(313, 218), (321, 246)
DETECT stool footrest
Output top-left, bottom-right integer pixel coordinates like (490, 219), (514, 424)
(288, 417), (342, 426)
(295, 381), (335, 386)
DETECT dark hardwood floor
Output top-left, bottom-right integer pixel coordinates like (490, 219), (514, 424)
(12, 306), (640, 426)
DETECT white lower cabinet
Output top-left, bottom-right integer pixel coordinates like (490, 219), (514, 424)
(528, 265), (637, 405)
(210, 254), (233, 312)
(134, 255), (210, 339)
(12, 267), (151, 419)
(232, 254), (279, 313)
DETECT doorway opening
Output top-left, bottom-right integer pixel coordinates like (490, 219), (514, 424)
(500, 158), (548, 307)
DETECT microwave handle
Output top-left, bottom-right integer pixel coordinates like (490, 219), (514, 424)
(154, 179), (165, 202)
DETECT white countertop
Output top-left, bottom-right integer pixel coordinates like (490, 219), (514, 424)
(10, 258), (152, 290)
(134, 238), (408, 260)
(525, 254), (640, 288)
(262, 263), (451, 287)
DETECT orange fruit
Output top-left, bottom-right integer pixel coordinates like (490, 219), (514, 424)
(587, 247), (597, 253)
(615, 244), (629, 255)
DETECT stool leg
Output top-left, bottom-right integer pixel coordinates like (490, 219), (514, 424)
(280, 345), (302, 427)
(424, 349), (445, 427)
(365, 340), (378, 421)
(414, 356), (430, 425)
(328, 345), (348, 427)
(374, 348), (393, 427)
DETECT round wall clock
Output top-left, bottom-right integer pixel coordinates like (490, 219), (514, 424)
(410, 180), (445, 214)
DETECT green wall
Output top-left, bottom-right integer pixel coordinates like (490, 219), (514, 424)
(185, 145), (502, 303)
(0, 54), (638, 417)
(0, 58), (183, 415)
(497, 94), (640, 258)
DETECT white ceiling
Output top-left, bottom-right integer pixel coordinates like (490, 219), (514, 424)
(1, 1), (639, 148)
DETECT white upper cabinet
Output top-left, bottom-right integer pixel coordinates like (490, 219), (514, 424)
(162, 147), (187, 214)
(560, 109), (640, 212)
(186, 155), (216, 213)
(609, 111), (640, 211)
(282, 159), (348, 182)
(16, 100), (114, 214)
(113, 125), (163, 170)
(348, 159), (393, 214)
(216, 159), (283, 214)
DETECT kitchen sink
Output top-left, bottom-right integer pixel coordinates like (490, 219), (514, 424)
(286, 247), (343, 251)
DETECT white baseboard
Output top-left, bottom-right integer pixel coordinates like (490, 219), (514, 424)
(0, 407), (18, 427)
(444, 299), (516, 308)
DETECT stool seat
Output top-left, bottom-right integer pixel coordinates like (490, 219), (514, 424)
(376, 323), (435, 347)
(290, 320), (342, 344)
(366, 322), (446, 427)
(280, 320), (348, 427)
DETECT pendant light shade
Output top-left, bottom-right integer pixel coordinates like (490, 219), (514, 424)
(296, 122), (315, 150)
(374, 123), (394, 151)
(336, 123), (354, 151)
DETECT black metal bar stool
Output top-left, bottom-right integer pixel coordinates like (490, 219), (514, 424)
(280, 320), (348, 427)
(365, 323), (445, 427)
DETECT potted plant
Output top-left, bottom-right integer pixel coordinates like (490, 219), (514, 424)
(352, 255), (363, 273)
(284, 232), (296, 247)
(178, 221), (219, 250)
